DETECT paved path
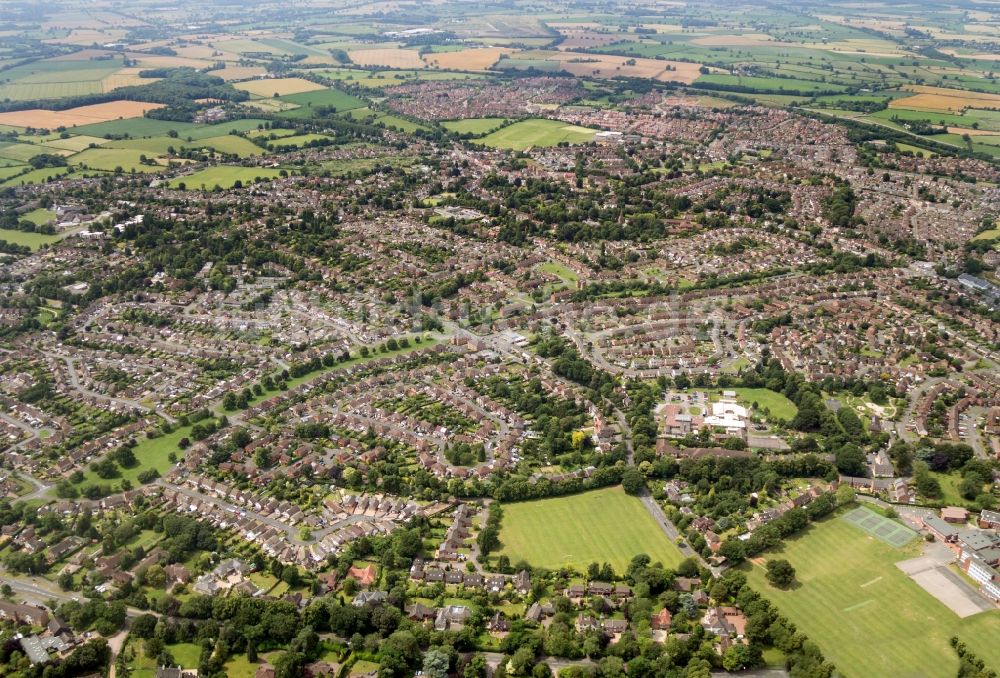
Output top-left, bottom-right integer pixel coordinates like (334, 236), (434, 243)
(613, 407), (712, 572)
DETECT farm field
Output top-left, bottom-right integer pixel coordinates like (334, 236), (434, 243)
(0, 56), (125, 101)
(269, 133), (334, 149)
(69, 147), (164, 173)
(71, 117), (204, 139)
(743, 514), (1000, 678)
(496, 485), (685, 573)
(695, 73), (848, 93)
(168, 166), (285, 190)
(277, 88), (366, 115)
(423, 47), (511, 71)
(343, 108), (429, 132)
(318, 69), (486, 88)
(347, 47), (427, 69)
(234, 77), (326, 97)
(889, 85), (1000, 113)
(189, 135), (264, 157)
(478, 118), (597, 150)
(0, 100), (164, 129)
(443, 118), (509, 136)
(504, 50), (701, 83)
(0, 167), (73, 187)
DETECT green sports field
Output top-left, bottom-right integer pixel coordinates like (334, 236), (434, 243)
(0, 228), (65, 250)
(744, 513), (1000, 678)
(496, 485), (685, 573)
(478, 118), (597, 150)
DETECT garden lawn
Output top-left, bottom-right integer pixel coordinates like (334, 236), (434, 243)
(478, 118), (597, 150)
(223, 654), (265, 678)
(496, 485), (685, 573)
(743, 515), (1000, 678)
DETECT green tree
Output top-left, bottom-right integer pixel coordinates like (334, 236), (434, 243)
(766, 559), (796, 588)
(422, 647), (451, 678)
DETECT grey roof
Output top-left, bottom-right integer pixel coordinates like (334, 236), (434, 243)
(19, 636), (50, 665)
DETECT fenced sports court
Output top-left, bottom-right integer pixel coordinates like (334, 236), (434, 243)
(842, 506), (917, 547)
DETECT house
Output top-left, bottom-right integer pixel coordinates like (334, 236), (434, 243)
(18, 636), (51, 665)
(588, 581), (613, 596)
(434, 605), (471, 631)
(651, 608), (672, 630)
(165, 563), (191, 585)
(255, 666), (276, 678)
(514, 570), (531, 595)
(347, 564), (377, 586)
(405, 603), (436, 621)
(524, 602), (554, 623)
(0, 601), (49, 627)
(673, 577), (700, 592)
(193, 575), (219, 596)
(487, 611), (510, 633)
(316, 572), (339, 593)
(603, 619), (628, 636)
(155, 668), (198, 678)
(352, 591), (387, 607)
(942, 507), (969, 524)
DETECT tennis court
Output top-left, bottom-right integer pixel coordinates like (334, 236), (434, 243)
(843, 506), (917, 547)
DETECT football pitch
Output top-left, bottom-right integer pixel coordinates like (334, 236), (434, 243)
(495, 485), (686, 573)
(744, 512), (1000, 678)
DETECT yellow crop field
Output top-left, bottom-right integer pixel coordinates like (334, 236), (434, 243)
(691, 33), (779, 47)
(540, 51), (701, 84)
(126, 54), (215, 69)
(101, 68), (160, 92)
(209, 66), (268, 82)
(890, 85), (1000, 113)
(234, 77), (326, 97)
(348, 48), (426, 69)
(424, 47), (511, 71)
(556, 29), (625, 50)
(0, 100), (164, 129)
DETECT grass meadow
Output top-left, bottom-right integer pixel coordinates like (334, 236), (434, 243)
(496, 485), (685, 573)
